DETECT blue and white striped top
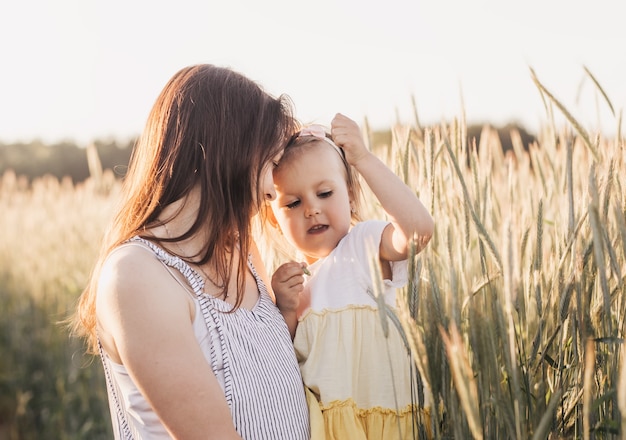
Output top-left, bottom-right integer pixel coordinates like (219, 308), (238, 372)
(99, 237), (310, 439)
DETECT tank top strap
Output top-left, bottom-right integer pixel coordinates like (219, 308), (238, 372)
(129, 236), (236, 407)
(129, 236), (205, 296)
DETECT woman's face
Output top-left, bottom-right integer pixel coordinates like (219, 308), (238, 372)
(253, 151), (284, 214)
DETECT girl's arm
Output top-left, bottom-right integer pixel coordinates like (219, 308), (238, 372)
(331, 113), (434, 261)
(96, 246), (242, 439)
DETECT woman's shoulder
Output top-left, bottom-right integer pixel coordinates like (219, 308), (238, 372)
(96, 239), (196, 344)
(97, 239), (184, 309)
(101, 239), (160, 280)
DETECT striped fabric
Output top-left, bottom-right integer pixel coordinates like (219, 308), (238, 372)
(99, 237), (310, 439)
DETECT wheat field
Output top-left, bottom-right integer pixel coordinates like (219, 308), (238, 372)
(0, 71), (624, 439)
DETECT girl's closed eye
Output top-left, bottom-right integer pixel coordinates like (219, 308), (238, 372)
(285, 199), (301, 209)
(318, 190), (333, 199)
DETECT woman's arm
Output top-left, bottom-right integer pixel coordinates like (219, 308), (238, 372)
(96, 246), (242, 439)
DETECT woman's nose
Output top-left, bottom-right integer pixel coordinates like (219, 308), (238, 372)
(263, 168), (277, 201)
(264, 186), (277, 202)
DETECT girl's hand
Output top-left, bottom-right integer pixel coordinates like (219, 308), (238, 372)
(330, 113), (369, 167)
(271, 261), (308, 314)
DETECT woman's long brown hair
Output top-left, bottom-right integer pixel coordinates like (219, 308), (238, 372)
(71, 64), (296, 353)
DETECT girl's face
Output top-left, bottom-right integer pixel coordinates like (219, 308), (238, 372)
(270, 142), (352, 264)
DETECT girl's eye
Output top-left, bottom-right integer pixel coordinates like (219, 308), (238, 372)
(285, 200), (300, 209)
(319, 190), (332, 199)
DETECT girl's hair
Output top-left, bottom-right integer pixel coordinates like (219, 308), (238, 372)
(72, 64), (297, 353)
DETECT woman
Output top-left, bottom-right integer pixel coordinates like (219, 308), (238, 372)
(71, 64), (310, 439)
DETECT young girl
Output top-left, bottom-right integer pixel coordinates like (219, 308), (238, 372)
(71, 64), (309, 439)
(269, 113), (435, 439)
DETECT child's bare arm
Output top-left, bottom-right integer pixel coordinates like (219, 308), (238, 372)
(331, 113), (434, 261)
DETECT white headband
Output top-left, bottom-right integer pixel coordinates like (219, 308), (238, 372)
(298, 125), (345, 160)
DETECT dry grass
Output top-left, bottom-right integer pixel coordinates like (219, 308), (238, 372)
(0, 169), (119, 439)
(1, 69), (624, 439)
(385, 79), (625, 438)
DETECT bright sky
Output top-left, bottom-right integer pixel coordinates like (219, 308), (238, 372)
(1, 0), (624, 144)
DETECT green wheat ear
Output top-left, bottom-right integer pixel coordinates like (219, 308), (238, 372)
(302, 266), (311, 276)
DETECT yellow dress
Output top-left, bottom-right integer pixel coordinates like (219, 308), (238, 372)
(293, 221), (431, 439)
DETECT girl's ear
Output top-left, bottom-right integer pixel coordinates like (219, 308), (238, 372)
(348, 198), (360, 224)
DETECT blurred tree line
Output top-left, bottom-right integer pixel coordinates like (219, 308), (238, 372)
(0, 123), (535, 183)
(0, 139), (135, 183)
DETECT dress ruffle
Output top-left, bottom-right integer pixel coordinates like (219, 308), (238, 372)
(296, 306), (432, 439)
(306, 388), (431, 440)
